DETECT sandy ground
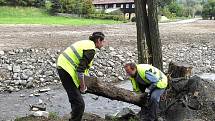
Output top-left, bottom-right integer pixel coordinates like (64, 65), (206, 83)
(0, 19), (214, 51)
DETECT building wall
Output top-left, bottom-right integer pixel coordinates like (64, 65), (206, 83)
(94, 2), (135, 20)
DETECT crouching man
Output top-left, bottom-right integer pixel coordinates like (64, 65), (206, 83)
(124, 63), (168, 121)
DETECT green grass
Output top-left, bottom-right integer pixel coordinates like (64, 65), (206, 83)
(0, 6), (122, 25)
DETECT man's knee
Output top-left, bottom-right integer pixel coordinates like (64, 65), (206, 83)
(150, 93), (160, 103)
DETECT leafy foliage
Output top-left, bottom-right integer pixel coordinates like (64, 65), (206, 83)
(202, 0), (215, 19)
(50, 0), (94, 15)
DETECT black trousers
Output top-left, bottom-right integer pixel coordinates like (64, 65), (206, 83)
(57, 68), (85, 121)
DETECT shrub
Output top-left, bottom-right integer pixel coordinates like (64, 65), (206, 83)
(168, 2), (184, 17)
(131, 16), (136, 22)
(87, 14), (125, 21)
(159, 7), (176, 19)
(202, 0), (215, 20)
(0, 0), (6, 5)
(50, 0), (94, 15)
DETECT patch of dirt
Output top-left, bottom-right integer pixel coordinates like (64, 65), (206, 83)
(15, 113), (106, 121)
(0, 20), (214, 51)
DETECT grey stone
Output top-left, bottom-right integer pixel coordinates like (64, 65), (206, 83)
(27, 77), (34, 82)
(0, 50), (4, 55)
(110, 52), (117, 56)
(15, 59), (22, 64)
(39, 87), (51, 93)
(21, 64), (27, 70)
(109, 47), (115, 51)
(8, 51), (16, 55)
(32, 111), (49, 118)
(7, 86), (15, 92)
(7, 65), (12, 71)
(5, 59), (10, 64)
(21, 73), (29, 80)
(52, 63), (56, 67)
(20, 94), (25, 97)
(126, 52), (133, 57)
(54, 80), (58, 83)
(19, 80), (27, 86)
(27, 65), (35, 69)
(29, 94), (34, 97)
(13, 65), (21, 73)
(115, 107), (136, 119)
(90, 95), (99, 100)
(108, 61), (115, 67)
(29, 59), (36, 63)
(13, 80), (20, 85)
(40, 78), (45, 82)
(0, 87), (4, 91)
(19, 49), (24, 53)
(118, 76), (124, 81)
(13, 73), (20, 80)
(44, 71), (53, 76)
(38, 59), (43, 63)
(26, 81), (34, 88)
(4, 80), (11, 85)
(97, 71), (104, 77)
(34, 93), (41, 97)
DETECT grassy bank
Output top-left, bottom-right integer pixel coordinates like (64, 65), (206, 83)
(0, 6), (121, 25)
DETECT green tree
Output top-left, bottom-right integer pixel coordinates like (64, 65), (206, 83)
(50, 0), (62, 14)
(202, 0), (215, 19)
(82, 0), (94, 15)
(168, 2), (184, 16)
(158, 0), (175, 8)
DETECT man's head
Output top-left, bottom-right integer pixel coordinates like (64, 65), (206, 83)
(89, 32), (105, 49)
(124, 62), (137, 77)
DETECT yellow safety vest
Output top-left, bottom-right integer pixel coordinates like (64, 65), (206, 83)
(129, 64), (168, 92)
(57, 40), (96, 87)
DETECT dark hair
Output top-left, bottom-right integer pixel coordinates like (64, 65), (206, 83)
(89, 32), (105, 42)
(124, 62), (137, 70)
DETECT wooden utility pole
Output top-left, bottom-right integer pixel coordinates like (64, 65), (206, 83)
(134, 0), (163, 71)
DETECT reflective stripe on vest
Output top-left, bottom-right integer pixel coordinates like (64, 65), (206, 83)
(70, 45), (81, 60)
(62, 52), (78, 68)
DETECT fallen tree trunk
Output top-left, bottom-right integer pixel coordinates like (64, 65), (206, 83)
(85, 76), (147, 107)
(84, 62), (215, 120)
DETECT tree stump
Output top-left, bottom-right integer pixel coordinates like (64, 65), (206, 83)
(168, 61), (193, 79)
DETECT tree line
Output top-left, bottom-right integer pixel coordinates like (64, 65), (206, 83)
(0, 0), (94, 15)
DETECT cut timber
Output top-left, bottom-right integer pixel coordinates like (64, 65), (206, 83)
(84, 76), (147, 107)
(168, 61), (193, 78)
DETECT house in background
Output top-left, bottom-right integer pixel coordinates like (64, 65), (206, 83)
(92, 0), (135, 19)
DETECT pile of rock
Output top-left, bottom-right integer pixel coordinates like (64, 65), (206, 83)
(0, 47), (137, 92)
(0, 42), (215, 92)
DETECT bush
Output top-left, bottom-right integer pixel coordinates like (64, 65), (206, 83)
(131, 16), (136, 22)
(202, 0), (215, 20)
(50, 0), (94, 15)
(0, 0), (6, 5)
(0, 0), (45, 7)
(159, 7), (176, 19)
(87, 14), (125, 21)
(168, 2), (184, 17)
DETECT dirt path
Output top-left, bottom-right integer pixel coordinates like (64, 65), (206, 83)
(0, 20), (214, 51)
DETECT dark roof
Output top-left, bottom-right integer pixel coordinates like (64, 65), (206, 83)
(93, 0), (134, 4)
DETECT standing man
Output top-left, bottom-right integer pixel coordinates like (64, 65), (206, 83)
(124, 63), (168, 121)
(57, 32), (105, 121)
